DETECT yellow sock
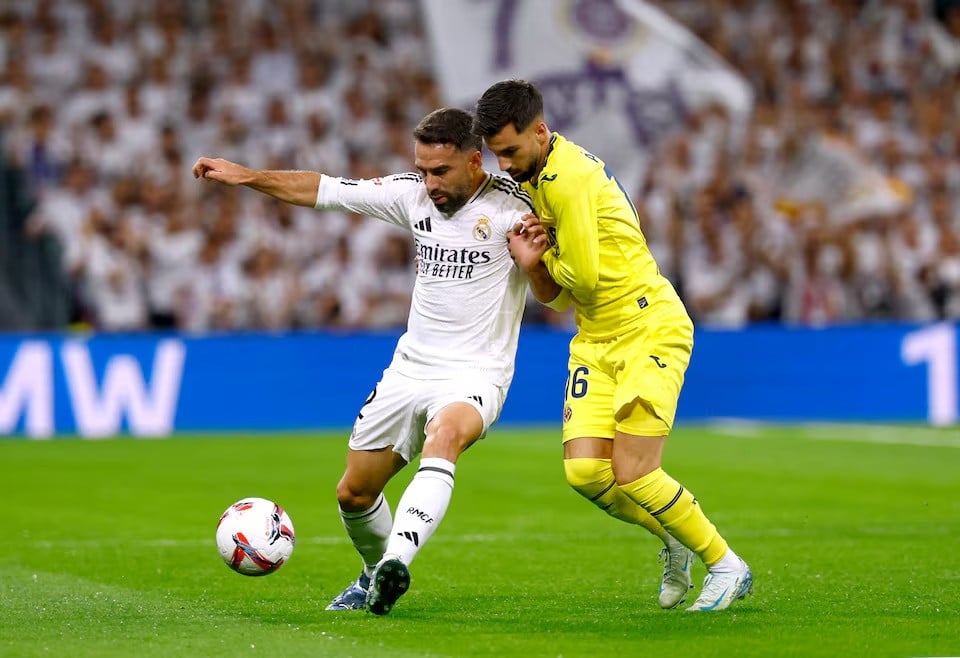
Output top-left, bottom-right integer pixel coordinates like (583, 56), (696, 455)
(564, 458), (671, 542)
(619, 467), (728, 566)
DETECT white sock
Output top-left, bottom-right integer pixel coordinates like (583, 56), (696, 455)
(708, 548), (743, 574)
(339, 493), (393, 578)
(382, 457), (456, 566)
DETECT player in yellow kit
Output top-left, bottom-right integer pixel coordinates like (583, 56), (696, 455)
(475, 79), (752, 611)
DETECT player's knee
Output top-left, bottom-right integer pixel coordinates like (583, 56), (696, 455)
(611, 459), (661, 485)
(610, 433), (665, 483)
(335, 476), (381, 513)
(564, 457), (615, 500)
(423, 403), (484, 460)
(422, 423), (476, 461)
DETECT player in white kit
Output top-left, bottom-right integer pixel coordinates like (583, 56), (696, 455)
(192, 108), (534, 616)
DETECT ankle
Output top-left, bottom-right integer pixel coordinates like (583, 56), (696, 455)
(708, 549), (742, 574)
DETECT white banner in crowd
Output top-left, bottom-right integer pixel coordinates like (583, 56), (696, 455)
(420, 0), (753, 186)
(774, 134), (911, 224)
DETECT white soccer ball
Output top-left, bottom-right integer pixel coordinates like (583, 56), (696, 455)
(216, 497), (296, 576)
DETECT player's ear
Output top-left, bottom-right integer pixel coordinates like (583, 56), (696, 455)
(535, 119), (549, 143)
(468, 149), (483, 169)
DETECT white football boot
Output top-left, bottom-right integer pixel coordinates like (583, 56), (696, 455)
(658, 538), (695, 608)
(686, 557), (753, 611)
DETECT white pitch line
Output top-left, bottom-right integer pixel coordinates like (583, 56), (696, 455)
(27, 525), (956, 551)
(28, 533), (505, 550)
(705, 421), (960, 448)
(800, 423), (960, 448)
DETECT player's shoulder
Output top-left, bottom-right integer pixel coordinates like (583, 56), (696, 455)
(483, 173), (535, 214)
(370, 171), (428, 208)
(538, 134), (599, 193)
(380, 172), (424, 189)
(326, 171), (423, 196)
(551, 134), (602, 175)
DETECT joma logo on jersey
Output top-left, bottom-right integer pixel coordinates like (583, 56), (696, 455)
(406, 507), (434, 524)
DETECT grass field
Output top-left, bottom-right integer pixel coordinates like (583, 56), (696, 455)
(3, 424), (959, 658)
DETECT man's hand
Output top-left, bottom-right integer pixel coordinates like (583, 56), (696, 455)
(192, 157), (251, 186)
(508, 213), (563, 304)
(507, 213), (549, 272)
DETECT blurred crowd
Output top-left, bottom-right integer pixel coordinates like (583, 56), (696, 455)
(0, 0), (959, 332)
(2, 0), (433, 332)
(648, 0), (960, 326)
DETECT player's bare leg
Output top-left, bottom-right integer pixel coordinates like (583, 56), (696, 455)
(327, 448), (406, 611)
(367, 402), (483, 615)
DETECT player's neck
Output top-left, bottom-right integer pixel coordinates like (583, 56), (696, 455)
(528, 131), (553, 184)
(535, 130), (554, 179)
(470, 170), (490, 195)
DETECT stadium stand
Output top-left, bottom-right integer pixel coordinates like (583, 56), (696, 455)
(0, 0), (958, 331)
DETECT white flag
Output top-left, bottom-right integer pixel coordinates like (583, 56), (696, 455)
(421, 0), (753, 185)
(774, 133), (911, 224)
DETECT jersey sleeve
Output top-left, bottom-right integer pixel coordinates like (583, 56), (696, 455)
(540, 168), (601, 297)
(314, 173), (421, 228)
(499, 193), (535, 234)
(543, 288), (572, 312)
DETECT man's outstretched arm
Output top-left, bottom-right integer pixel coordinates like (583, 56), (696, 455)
(192, 157), (321, 208)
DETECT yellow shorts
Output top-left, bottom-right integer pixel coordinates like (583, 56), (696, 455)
(561, 310), (693, 441)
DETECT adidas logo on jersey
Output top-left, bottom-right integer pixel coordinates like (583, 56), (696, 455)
(414, 217), (432, 232)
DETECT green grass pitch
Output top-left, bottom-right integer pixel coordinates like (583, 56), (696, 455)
(2, 425), (959, 657)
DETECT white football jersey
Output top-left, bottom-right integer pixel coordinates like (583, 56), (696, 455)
(315, 172), (533, 389)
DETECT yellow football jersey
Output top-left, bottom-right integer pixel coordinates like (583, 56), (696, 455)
(524, 133), (686, 339)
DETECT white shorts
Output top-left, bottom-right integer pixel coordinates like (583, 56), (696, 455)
(348, 367), (506, 463)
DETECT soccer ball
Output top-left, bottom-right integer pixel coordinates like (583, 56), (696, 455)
(216, 497), (296, 576)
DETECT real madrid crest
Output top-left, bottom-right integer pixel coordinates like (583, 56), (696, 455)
(473, 217), (491, 241)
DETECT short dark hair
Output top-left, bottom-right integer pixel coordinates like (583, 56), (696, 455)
(473, 79), (543, 137)
(413, 108), (481, 152)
